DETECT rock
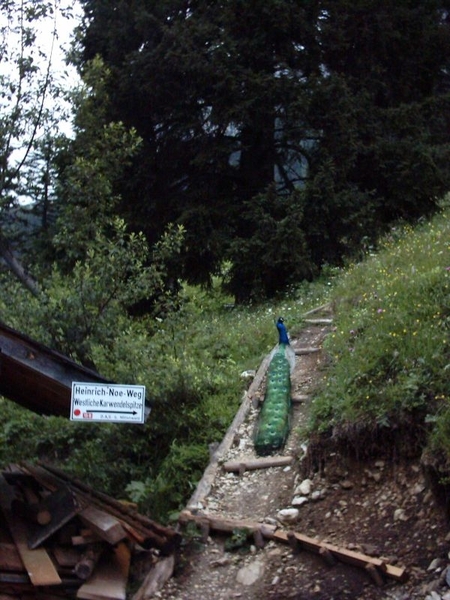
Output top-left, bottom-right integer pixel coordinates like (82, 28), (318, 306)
(360, 544), (381, 556)
(292, 496), (309, 507)
(295, 479), (312, 495)
(277, 508), (300, 524)
(424, 490), (434, 504)
(240, 370), (256, 380)
(411, 481), (427, 495)
(374, 460), (385, 469)
(236, 560), (265, 585)
(394, 508), (408, 522)
(311, 490), (323, 501)
(428, 558), (444, 572)
(425, 591), (442, 600)
(340, 480), (354, 490)
(210, 557), (232, 568)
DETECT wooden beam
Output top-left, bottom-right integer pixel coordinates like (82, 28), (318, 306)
(302, 303), (332, 317)
(270, 530), (407, 582)
(79, 506), (127, 546)
(294, 347), (320, 355)
(179, 510), (276, 538)
(223, 456), (294, 473)
(132, 555), (175, 600)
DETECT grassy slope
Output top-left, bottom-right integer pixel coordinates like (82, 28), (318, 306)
(308, 206), (450, 465)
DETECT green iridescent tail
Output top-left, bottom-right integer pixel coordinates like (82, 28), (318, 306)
(253, 344), (292, 456)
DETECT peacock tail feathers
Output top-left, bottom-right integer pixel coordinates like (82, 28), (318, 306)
(253, 343), (292, 456)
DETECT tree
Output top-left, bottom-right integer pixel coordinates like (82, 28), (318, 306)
(77, 0), (450, 301)
(301, 0), (450, 266)
(0, 0), (78, 293)
(78, 0), (322, 293)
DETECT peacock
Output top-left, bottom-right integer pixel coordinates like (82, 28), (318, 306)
(253, 317), (295, 456)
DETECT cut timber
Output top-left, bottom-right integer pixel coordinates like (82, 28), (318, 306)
(0, 475), (61, 586)
(75, 544), (104, 580)
(11, 498), (51, 526)
(223, 456), (294, 473)
(132, 555), (175, 600)
(25, 463), (180, 555)
(79, 506), (127, 545)
(294, 347), (320, 355)
(179, 510), (276, 538)
(77, 542), (130, 600)
(270, 530), (407, 583)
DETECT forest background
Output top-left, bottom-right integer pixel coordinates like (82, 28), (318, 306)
(0, 0), (450, 521)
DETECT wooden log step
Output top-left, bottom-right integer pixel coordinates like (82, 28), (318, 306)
(291, 395), (309, 404)
(179, 510), (277, 538)
(303, 318), (334, 325)
(223, 456), (294, 473)
(302, 302), (332, 317)
(270, 530), (406, 582)
(294, 347), (321, 355)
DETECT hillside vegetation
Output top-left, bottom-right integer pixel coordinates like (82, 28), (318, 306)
(308, 202), (450, 472)
(0, 204), (449, 520)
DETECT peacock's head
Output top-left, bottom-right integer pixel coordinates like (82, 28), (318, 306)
(277, 317), (284, 324)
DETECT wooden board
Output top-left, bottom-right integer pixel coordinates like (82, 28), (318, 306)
(271, 530), (407, 582)
(79, 506), (127, 545)
(0, 475), (61, 587)
(76, 542), (130, 600)
(132, 555), (175, 600)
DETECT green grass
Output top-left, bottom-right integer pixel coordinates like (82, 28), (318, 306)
(308, 205), (450, 460)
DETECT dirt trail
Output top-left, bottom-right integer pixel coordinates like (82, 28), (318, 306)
(153, 314), (450, 600)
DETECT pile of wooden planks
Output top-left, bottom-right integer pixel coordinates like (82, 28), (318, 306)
(0, 462), (180, 600)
